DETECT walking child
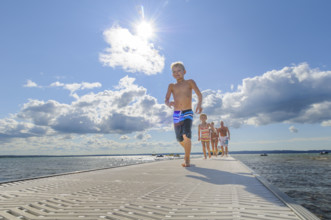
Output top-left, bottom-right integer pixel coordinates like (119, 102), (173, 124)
(198, 114), (211, 159)
(165, 61), (203, 167)
(210, 122), (219, 156)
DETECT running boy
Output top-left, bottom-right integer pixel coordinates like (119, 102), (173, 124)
(165, 61), (203, 167)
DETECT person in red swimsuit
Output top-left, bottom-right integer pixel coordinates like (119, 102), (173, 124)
(198, 114), (211, 159)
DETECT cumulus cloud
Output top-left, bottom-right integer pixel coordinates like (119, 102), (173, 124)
(50, 81), (102, 99)
(120, 135), (129, 140)
(0, 133), (178, 155)
(5, 63), (331, 146)
(321, 120), (331, 127)
(99, 25), (165, 75)
(0, 118), (50, 140)
(289, 125), (298, 133)
(135, 133), (151, 141)
(24, 80), (102, 99)
(2, 76), (172, 141)
(201, 63), (331, 128)
(23, 80), (38, 88)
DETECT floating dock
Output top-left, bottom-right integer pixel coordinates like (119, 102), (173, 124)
(0, 156), (319, 220)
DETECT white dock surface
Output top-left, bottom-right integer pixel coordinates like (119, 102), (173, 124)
(0, 156), (319, 220)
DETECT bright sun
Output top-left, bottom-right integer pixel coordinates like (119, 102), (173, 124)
(136, 21), (154, 39)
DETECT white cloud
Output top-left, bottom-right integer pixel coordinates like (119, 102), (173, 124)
(321, 120), (331, 127)
(289, 125), (298, 133)
(50, 81), (64, 87)
(99, 25), (165, 75)
(2, 76), (172, 141)
(23, 80), (38, 88)
(135, 133), (151, 141)
(120, 135), (129, 140)
(0, 133), (178, 155)
(51, 81), (102, 92)
(4, 63), (331, 154)
(0, 118), (50, 140)
(201, 63), (331, 128)
(24, 80), (102, 99)
(50, 81), (102, 99)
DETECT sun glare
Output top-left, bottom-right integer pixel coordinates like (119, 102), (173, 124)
(136, 21), (154, 39)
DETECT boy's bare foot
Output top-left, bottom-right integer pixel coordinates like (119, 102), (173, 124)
(182, 158), (190, 167)
(181, 163), (190, 167)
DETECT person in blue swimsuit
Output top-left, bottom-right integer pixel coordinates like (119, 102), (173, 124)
(165, 61), (203, 167)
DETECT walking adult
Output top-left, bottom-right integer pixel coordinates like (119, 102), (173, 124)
(218, 121), (230, 157)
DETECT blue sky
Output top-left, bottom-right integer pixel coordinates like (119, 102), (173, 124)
(1, 0), (331, 155)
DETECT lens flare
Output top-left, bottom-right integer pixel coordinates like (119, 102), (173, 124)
(136, 21), (154, 39)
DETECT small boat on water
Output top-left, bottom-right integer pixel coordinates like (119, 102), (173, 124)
(320, 151), (328, 155)
(260, 153), (268, 156)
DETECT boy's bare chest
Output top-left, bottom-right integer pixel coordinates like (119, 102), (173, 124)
(172, 82), (191, 96)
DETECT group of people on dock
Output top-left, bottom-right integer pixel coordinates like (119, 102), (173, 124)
(165, 61), (230, 167)
(198, 115), (230, 159)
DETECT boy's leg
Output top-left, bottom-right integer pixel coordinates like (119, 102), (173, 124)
(181, 134), (191, 166)
(225, 146), (228, 156)
(179, 141), (187, 164)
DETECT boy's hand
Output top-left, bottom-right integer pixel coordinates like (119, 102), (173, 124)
(165, 100), (175, 108)
(166, 101), (175, 108)
(195, 104), (203, 114)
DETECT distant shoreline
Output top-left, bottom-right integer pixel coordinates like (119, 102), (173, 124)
(0, 149), (329, 158)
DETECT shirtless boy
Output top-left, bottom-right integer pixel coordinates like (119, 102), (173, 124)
(165, 61), (203, 167)
(217, 121), (230, 157)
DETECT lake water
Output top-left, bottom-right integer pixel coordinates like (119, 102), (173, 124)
(0, 155), (158, 183)
(232, 153), (331, 220)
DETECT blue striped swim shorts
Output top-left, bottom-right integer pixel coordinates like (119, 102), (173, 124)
(173, 109), (193, 142)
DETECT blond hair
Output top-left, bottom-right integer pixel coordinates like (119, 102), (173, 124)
(170, 61), (186, 71)
(200, 113), (207, 120)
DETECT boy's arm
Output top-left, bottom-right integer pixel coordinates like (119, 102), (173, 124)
(190, 80), (203, 114)
(165, 84), (174, 108)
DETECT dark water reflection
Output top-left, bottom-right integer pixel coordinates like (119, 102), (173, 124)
(233, 153), (331, 220)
